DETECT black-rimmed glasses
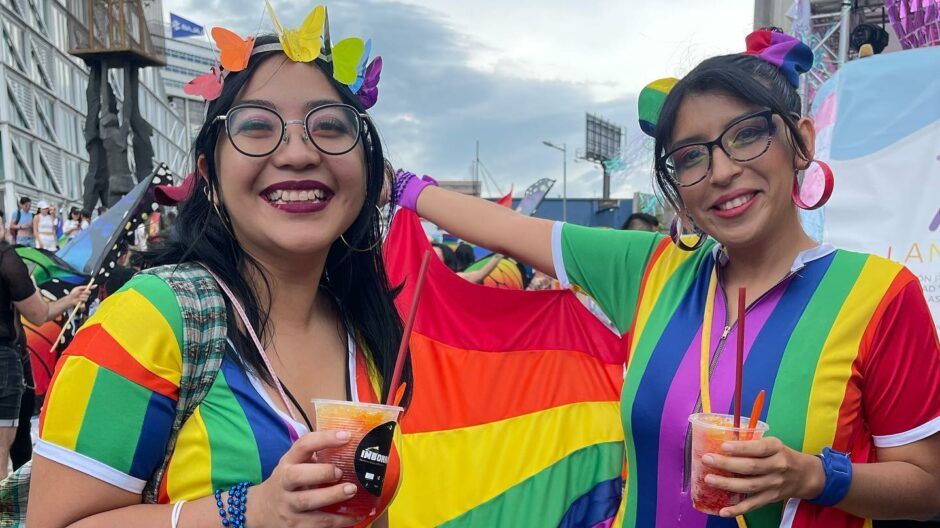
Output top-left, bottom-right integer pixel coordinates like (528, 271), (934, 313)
(662, 110), (777, 187)
(214, 103), (369, 157)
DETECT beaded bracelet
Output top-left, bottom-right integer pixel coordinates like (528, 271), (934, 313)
(214, 481), (250, 527)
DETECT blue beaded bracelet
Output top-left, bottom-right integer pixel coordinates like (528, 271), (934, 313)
(215, 481), (250, 528)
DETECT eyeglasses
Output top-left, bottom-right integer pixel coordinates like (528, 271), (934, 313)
(214, 103), (369, 157)
(661, 110), (776, 187)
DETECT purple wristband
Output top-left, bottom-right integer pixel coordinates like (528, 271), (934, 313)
(393, 170), (438, 211)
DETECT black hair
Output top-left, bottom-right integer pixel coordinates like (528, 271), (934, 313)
(144, 34), (410, 404)
(432, 243), (460, 272)
(653, 51), (810, 212)
(454, 243), (476, 272)
(19, 197), (30, 205)
(621, 213), (659, 231)
(69, 207), (81, 218)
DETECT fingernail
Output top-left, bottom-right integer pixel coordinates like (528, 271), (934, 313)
(334, 467), (342, 479)
(705, 475), (716, 485)
(720, 509), (731, 517)
(336, 431), (351, 441)
(703, 454), (714, 464)
(721, 442), (734, 452)
(343, 484), (357, 495)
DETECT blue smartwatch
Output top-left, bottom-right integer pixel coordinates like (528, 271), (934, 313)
(808, 447), (852, 506)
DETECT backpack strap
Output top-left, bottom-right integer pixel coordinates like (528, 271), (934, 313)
(140, 262), (228, 503)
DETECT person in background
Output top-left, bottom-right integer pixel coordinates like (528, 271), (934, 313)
(0, 238), (89, 479)
(454, 243), (477, 271)
(10, 197), (34, 247)
(79, 211), (91, 230)
(431, 242), (460, 271)
(620, 212), (660, 232)
(49, 205), (62, 241)
(32, 201), (57, 251)
(0, 210), (6, 242)
(62, 207), (83, 239)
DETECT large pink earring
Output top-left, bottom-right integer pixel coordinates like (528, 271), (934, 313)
(792, 159), (834, 210)
(670, 215), (707, 251)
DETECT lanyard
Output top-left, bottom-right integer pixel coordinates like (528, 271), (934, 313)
(203, 266), (299, 422)
(700, 266), (719, 415)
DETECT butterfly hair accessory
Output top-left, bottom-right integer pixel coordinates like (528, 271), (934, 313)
(183, 3), (382, 109)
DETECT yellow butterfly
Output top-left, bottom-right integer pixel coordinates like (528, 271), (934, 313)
(331, 37), (365, 85)
(265, 1), (324, 63)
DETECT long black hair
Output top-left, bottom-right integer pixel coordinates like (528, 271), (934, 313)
(145, 34), (410, 404)
(652, 52), (811, 212)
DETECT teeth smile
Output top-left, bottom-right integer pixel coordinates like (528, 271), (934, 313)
(717, 193), (755, 211)
(266, 189), (328, 203)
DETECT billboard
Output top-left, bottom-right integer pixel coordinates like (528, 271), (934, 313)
(585, 113), (622, 163)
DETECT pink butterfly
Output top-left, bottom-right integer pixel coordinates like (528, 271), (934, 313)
(184, 67), (223, 101)
(356, 56), (382, 109)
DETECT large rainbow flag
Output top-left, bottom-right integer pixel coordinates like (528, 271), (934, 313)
(385, 210), (627, 527)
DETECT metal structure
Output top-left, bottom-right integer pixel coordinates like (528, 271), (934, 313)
(0, 0), (185, 218)
(780, 1), (890, 111)
(541, 140), (566, 221)
(67, 0), (166, 211)
(584, 113), (622, 202)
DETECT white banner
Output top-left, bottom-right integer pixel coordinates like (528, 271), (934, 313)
(812, 46), (940, 331)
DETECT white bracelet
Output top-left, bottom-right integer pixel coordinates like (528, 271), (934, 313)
(171, 500), (187, 528)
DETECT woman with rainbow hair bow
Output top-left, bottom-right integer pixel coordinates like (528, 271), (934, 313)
(391, 29), (940, 527)
(27, 4), (404, 528)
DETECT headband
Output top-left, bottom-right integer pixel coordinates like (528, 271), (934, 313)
(183, 3), (382, 109)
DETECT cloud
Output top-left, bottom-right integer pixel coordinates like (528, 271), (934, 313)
(161, 0), (753, 198)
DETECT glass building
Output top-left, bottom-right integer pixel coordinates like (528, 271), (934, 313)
(0, 0), (187, 219)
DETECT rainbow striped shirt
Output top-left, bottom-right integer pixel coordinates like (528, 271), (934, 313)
(37, 273), (400, 527)
(553, 223), (940, 528)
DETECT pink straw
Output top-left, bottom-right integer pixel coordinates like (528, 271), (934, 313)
(386, 250), (432, 406)
(734, 288), (746, 429)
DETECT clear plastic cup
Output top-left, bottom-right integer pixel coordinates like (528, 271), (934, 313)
(688, 413), (769, 515)
(313, 399), (403, 517)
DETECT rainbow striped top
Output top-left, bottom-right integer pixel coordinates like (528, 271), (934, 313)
(37, 273), (400, 527)
(553, 223), (940, 528)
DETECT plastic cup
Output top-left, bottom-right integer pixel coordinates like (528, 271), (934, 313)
(688, 413), (769, 515)
(313, 399), (403, 517)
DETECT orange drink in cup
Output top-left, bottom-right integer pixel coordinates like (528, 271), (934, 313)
(688, 412), (769, 515)
(313, 399), (403, 517)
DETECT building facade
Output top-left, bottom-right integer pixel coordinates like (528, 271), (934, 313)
(0, 0), (187, 220)
(161, 27), (214, 152)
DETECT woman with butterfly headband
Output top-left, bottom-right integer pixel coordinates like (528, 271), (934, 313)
(390, 29), (940, 528)
(28, 4), (406, 528)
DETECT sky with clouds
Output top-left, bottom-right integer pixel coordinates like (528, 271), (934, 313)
(161, 0), (755, 198)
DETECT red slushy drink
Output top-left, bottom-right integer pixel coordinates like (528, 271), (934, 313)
(688, 412), (769, 515)
(313, 399), (402, 517)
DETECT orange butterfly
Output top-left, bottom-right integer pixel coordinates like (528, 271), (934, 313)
(211, 27), (255, 72)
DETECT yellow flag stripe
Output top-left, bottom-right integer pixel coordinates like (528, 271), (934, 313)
(802, 257), (898, 453)
(392, 401), (623, 527)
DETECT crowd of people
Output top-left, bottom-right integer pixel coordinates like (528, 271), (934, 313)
(0, 197), (100, 251)
(0, 6), (937, 528)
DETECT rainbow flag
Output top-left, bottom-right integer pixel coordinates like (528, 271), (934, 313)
(15, 246), (88, 286)
(385, 210), (627, 527)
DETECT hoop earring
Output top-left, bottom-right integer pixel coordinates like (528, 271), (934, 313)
(204, 183), (237, 238)
(670, 215), (707, 251)
(340, 205), (385, 252)
(792, 159), (834, 210)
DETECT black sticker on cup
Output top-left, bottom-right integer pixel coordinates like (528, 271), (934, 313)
(354, 421), (397, 496)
